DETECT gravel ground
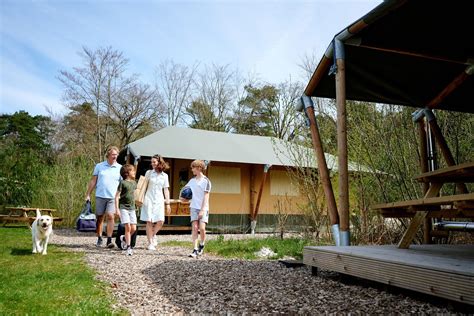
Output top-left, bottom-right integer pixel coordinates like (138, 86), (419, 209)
(51, 229), (454, 315)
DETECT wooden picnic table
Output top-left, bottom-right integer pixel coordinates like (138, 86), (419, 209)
(372, 161), (474, 249)
(0, 207), (62, 225)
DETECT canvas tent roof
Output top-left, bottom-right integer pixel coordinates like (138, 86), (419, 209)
(305, 0), (474, 114)
(125, 126), (372, 173)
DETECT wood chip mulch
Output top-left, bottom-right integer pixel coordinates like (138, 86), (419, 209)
(52, 229), (454, 315)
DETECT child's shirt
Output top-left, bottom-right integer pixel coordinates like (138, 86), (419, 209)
(117, 179), (137, 210)
(187, 175), (211, 211)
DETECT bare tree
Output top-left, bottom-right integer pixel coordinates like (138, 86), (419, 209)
(271, 78), (304, 140)
(190, 63), (238, 131)
(297, 51), (320, 82)
(155, 60), (198, 126)
(58, 46), (129, 160)
(108, 82), (162, 148)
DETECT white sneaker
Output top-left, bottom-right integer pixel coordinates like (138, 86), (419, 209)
(127, 247), (133, 256)
(120, 235), (127, 250)
(152, 236), (157, 246)
(147, 244), (156, 251)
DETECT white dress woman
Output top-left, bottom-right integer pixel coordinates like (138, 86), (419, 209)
(140, 155), (171, 250)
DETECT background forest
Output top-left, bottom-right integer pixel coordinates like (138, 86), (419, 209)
(1, 46), (472, 244)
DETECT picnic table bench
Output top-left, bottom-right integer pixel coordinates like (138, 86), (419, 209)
(372, 161), (474, 248)
(0, 207), (63, 226)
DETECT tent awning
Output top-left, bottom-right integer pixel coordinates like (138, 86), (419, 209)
(305, 0), (474, 114)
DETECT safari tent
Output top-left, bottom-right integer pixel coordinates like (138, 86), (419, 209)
(121, 126), (369, 232)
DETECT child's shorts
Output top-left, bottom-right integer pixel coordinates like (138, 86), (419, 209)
(120, 209), (137, 225)
(190, 208), (208, 224)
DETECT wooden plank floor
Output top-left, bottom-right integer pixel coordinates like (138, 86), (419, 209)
(303, 244), (474, 305)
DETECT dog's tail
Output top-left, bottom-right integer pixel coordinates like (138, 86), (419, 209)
(36, 208), (41, 219)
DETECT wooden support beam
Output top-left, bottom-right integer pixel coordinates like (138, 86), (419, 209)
(417, 120), (431, 244)
(304, 56), (332, 96)
(398, 183), (443, 249)
(427, 117), (468, 194)
(426, 71), (470, 109)
(249, 165), (256, 218)
(336, 54), (350, 237)
(304, 105), (339, 226)
(356, 44), (467, 66)
(251, 164), (270, 220)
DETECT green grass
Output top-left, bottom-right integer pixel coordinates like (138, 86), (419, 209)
(0, 227), (127, 316)
(162, 235), (313, 260)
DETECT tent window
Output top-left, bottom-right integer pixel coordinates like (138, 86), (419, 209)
(270, 170), (298, 196)
(208, 166), (241, 194)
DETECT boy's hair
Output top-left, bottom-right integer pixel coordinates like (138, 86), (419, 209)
(152, 154), (169, 172)
(120, 164), (135, 180)
(191, 160), (206, 171)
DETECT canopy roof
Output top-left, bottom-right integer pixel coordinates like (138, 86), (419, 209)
(305, 0), (474, 113)
(125, 126), (371, 172)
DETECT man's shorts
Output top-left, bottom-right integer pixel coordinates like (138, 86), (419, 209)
(190, 208), (209, 224)
(95, 197), (115, 216)
(120, 209), (137, 225)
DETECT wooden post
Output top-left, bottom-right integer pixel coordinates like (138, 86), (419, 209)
(425, 111), (468, 194)
(304, 105), (340, 227)
(398, 182), (443, 249)
(417, 120), (431, 244)
(204, 160), (210, 177)
(252, 164), (271, 220)
(249, 165), (256, 218)
(426, 70), (471, 110)
(335, 40), (350, 245)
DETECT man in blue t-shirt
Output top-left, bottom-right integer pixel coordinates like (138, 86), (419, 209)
(85, 146), (122, 248)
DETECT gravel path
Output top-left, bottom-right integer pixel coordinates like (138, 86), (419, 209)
(52, 229), (452, 315)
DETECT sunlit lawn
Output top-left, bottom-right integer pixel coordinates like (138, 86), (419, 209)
(0, 227), (126, 315)
(162, 235), (313, 260)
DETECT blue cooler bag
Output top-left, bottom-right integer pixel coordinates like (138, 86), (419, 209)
(76, 200), (97, 232)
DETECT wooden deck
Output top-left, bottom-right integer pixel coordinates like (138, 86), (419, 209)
(303, 244), (474, 305)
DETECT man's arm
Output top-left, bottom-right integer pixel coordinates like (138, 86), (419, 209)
(85, 176), (98, 201)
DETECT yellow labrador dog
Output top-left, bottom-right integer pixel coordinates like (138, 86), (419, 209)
(32, 209), (53, 255)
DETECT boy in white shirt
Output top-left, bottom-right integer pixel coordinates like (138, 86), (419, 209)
(182, 160), (211, 258)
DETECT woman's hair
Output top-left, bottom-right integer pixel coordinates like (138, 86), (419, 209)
(152, 154), (169, 172)
(106, 146), (119, 158)
(191, 159), (206, 171)
(120, 164), (135, 180)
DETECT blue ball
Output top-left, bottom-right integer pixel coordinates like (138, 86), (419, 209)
(180, 187), (192, 200)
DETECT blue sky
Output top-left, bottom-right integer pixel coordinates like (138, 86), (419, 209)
(0, 0), (381, 116)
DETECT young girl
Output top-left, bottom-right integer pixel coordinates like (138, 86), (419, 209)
(139, 154), (171, 250)
(115, 164), (137, 256)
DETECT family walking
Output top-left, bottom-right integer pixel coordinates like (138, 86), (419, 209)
(85, 146), (211, 257)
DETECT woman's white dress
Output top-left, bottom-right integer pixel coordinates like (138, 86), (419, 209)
(139, 170), (169, 223)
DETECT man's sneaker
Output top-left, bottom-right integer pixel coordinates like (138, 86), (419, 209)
(197, 244), (205, 255)
(189, 249), (198, 258)
(96, 237), (103, 247)
(147, 244), (156, 251)
(127, 247), (133, 256)
(106, 241), (115, 249)
(120, 235), (127, 250)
